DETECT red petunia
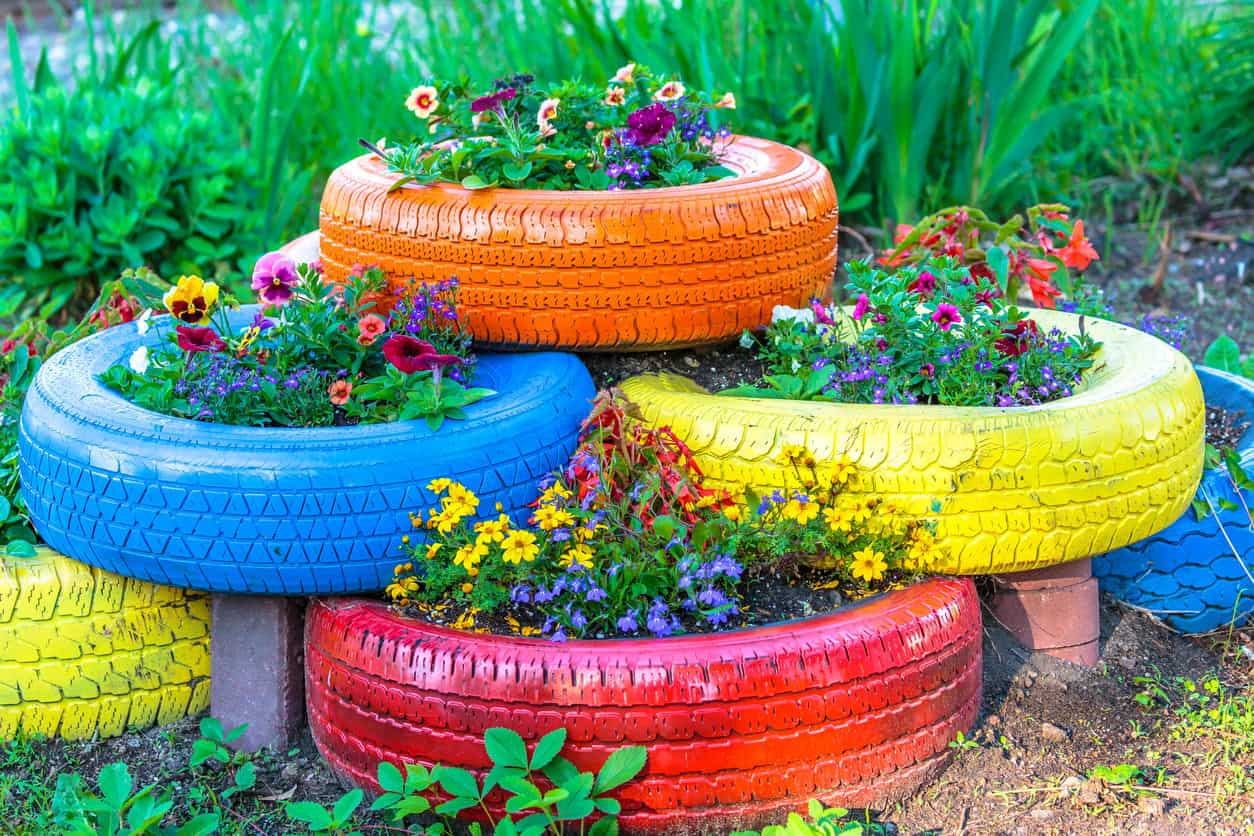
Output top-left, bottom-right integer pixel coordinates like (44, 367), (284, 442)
(383, 335), (463, 374)
(176, 326), (226, 353)
(994, 319), (1041, 357)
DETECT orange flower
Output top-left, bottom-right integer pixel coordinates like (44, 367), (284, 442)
(1058, 220), (1099, 271)
(328, 379), (352, 406)
(604, 86), (626, 107)
(357, 314), (386, 346)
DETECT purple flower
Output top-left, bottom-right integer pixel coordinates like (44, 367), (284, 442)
(251, 252), (300, 307)
(852, 293), (870, 321)
(625, 104), (676, 147)
(251, 312), (275, 331)
(586, 587), (607, 602)
(617, 614), (638, 633)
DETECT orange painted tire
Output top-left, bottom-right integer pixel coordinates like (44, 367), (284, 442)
(305, 578), (981, 834)
(316, 136), (838, 351)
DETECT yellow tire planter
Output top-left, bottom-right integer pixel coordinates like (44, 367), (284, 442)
(621, 310), (1205, 574)
(0, 547), (211, 741)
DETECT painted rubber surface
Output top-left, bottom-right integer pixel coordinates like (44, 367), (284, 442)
(305, 578), (981, 834)
(621, 310), (1205, 575)
(1094, 366), (1254, 633)
(19, 308), (594, 594)
(316, 136), (839, 351)
(0, 547), (209, 741)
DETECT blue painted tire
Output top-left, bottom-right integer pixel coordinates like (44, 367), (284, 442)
(18, 307), (594, 595)
(1094, 366), (1254, 633)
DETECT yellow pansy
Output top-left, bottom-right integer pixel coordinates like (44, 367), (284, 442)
(163, 275), (219, 324)
(850, 547), (887, 583)
(500, 529), (540, 564)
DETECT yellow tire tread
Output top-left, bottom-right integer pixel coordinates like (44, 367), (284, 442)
(620, 310), (1205, 574)
(0, 547), (210, 741)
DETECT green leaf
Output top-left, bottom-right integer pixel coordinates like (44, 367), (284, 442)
(286, 801), (334, 830)
(1204, 335), (1243, 374)
(485, 727), (530, 769)
(502, 160), (534, 182)
(588, 817), (619, 836)
(97, 762), (133, 809)
(541, 756), (580, 786)
(986, 245), (1009, 292)
(593, 796), (620, 815)
(434, 796), (478, 816)
(593, 746), (647, 794)
(460, 174), (494, 190)
(234, 762), (256, 792)
(529, 726), (566, 770)
(175, 813), (221, 836)
(377, 761), (404, 794)
(5, 540), (37, 558)
(199, 717), (224, 743)
(332, 788), (363, 824)
(433, 765), (481, 800)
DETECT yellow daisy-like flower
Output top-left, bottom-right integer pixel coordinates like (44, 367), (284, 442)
(849, 503), (873, 524)
(722, 504), (745, 522)
(559, 543), (595, 570)
(453, 542), (488, 572)
(446, 482), (478, 508)
(427, 507), (466, 535)
(908, 529), (937, 564)
(829, 457), (857, 485)
(500, 529), (540, 565)
(163, 275), (219, 324)
(405, 84), (439, 118)
(385, 582), (407, 601)
(823, 507), (852, 533)
(783, 498), (820, 525)
(778, 444), (808, 464)
(426, 478), (452, 494)
(533, 505), (576, 531)
(540, 481), (573, 504)
(474, 514), (511, 544)
(653, 80), (686, 101)
(425, 543), (442, 559)
(850, 547), (888, 583)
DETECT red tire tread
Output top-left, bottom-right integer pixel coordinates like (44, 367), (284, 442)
(305, 578), (981, 833)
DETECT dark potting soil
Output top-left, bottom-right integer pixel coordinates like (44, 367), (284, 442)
(396, 565), (915, 641)
(1207, 404), (1250, 451)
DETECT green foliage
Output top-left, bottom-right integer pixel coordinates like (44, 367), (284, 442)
(731, 799), (892, 835)
(0, 72), (254, 319)
(1203, 335), (1254, 380)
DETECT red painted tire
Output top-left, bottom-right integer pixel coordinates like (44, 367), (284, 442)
(305, 578), (981, 833)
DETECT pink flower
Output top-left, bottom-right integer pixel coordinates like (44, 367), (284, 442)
(931, 303), (962, 331)
(612, 63), (635, 84)
(625, 103), (676, 146)
(907, 270), (937, 298)
(852, 293), (870, 321)
(176, 326), (226, 353)
(537, 97), (560, 137)
(810, 299), (835, 326)
(328, 379), (352, 406)
(919, 363), (935, 379)
(357, 314), (386, 346)
(604, 86), (626, 107)
(251, 251), (300, 307)
(714, 92), (736, 109)
(470, 87), (516, 113)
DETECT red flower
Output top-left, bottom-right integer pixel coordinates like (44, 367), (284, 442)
(382, 335), (464, 374)
(176, 326), (226, 353)
(1, 339), (15, 355)
(907, 270), (938, 298)
(975, 287), (1000, 308)
(1025, 259), (1063, 308)
(1058, 220), (1099, 270)
(994, 320), (1042, 357)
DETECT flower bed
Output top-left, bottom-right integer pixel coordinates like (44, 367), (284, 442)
(1093, 366), (1254, 633)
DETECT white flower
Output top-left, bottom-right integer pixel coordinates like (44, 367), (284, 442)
(771, 304), (814, 325)
(135, 308), (152, 335)
(128, 345), (149, 374)
(612, 63), (635, 84)
(404, 85), (439, 119)
(653, 81), (686, 102)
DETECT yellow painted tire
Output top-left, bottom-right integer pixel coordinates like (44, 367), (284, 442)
(620, 310), (1205, 574)
(0, 547), (210, 741)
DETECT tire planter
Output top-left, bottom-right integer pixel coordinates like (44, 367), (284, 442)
(620, 309), (1205, 575)
(316, 136), (838, 352)
(18, 308), (594, 595)
(305, 578), (982, 834)
(0, 546), (210, 741)
(1094, 366), (1254, 633)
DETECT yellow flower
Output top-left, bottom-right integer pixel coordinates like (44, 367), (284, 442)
(908, 529), (937, 564)
(533, 505), (575, 531)
(163, 275), (219, 324)
(778, 444), (808, 464)
(722, 504), (745, 522)
(446, 483), (479, 511)
(425, 543), (442, 559)
(829, 457), (857, 485)
(385, 582), (407, 600)
(401, 535), (410, 544)
(426, 478), (452, 494)
(454, 542), (488, 572)
(559, 543), (595, 570)
(783, 497), (820, 525)
(849, 503), (873, 524)
(474, 514), (511, 544)
(427, 507), (466, 535)
(451, 609), (476, 630)
(460, 582), (474, 594)
(409, 512), (423, 529)
(653, 80), (686, 101)
(823, 507), (852, 533)
(850, 547), (888, 583)
(540, 481), (573, 504)
(500, 529), (540, 564)
(405, 84), (439, 118)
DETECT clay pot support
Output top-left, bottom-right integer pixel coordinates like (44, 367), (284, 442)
(990, 557), (1100, 667)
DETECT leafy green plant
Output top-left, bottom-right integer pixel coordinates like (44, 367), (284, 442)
(731, 799), (892, 836)
(0, 63), (256, 320)
(948, 730), (980, 757)
(50, 762), (220, 836)
(1203, 335), (1254, 380)
(287, 726), (647, 836)
(188, 719), (257, 803)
